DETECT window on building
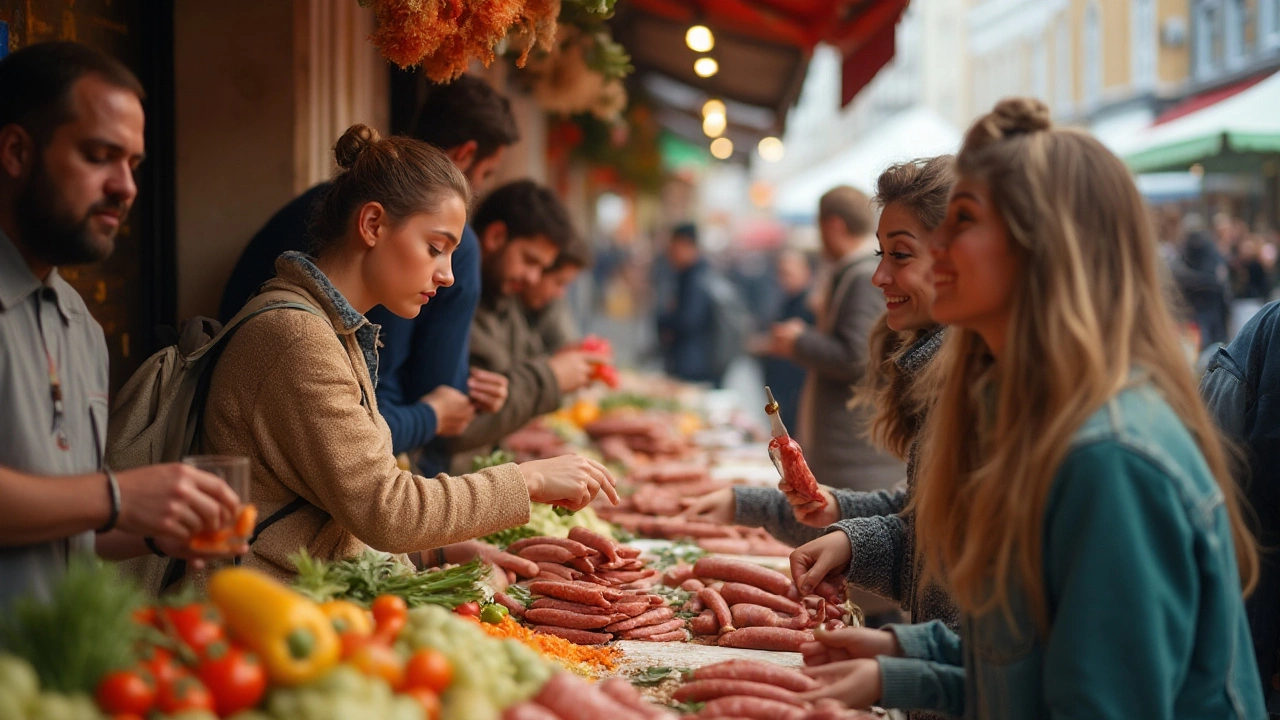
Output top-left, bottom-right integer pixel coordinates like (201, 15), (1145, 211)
(1196, 0), (1223, 79)
(1264, 0), (1280, 50)
(1083, 2), (1102, 108)
(1056, 17), (1073, 113)
(1132, 0), (1158, 90)
(1224, 0), (1247, 67)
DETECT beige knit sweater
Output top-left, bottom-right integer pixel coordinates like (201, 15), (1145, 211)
(192, 254), (531, 581)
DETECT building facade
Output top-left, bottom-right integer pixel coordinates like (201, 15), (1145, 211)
(1190, 0), (1280, 89)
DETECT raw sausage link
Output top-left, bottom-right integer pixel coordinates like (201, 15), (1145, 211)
(493, 590), (527, 619)
(491, 551), (541, 578)
(568, 526), (620, 564)
(729, 603), (803, 629)
(533, 672), (643, 720)
(698, 587), (734, 634)
(694, 557), (792, 595)
(529, 581), (612, 608)
(525, 608), (617, 629)
(717, 627), (814, 652)
(673, 679), (804, 706)
(637, 629), (689, 643)
(507, 536), (594, 557)
(535, 562), (576, 581)
(620, 617), (686, 639)
(662, 564), (696, 586)
(532, 625), (614, 646)
(613, 602), (651, 617)
(692, 659), (819, 692)
(616, 546), (642, 559)
(680, 579), (706, 592)
(601, 568), (658, 583)
(696, 696), (805, 720)
(605, 606), (674, 633)
(530, 597), (616, 615)
(518, 545), (580, 564)
(690, 610), (718, 636)
(718, 582), (805, 616)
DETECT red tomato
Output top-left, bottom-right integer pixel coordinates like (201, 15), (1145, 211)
(338, 630), (368, 660)
(197, 645), (267, 716)
(591, 363), (620, 389)
(402, 687), (442, 720)
(403, 649), (453, 693)
(162, 604), (226, 656)
(371, 595), (408, 642)
(452, 601), (481, 618)
(155, 676), (215, 714)
(111, 714), (145, 720)
(141, 647), (185, 688)
(95, 670), (155, 714)
(348, 642), (405, 689)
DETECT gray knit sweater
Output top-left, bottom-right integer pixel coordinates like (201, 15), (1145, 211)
(733, 326), (958, 719)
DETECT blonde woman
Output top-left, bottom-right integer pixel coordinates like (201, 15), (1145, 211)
(797, 99), (1264, 719)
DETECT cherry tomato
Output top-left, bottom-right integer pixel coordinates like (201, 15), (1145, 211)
(402, 687), (442, 720)
(338, 630), (369, 660)
(452, 601), (481, 618)
(141, 647), (185, 688)
(348, 642), (405, 689)
(403, 649), (453, 693)
(155, 675), (215, 714)
(95, 670), (155, 714)
(591, 363), (621, 389)
(162, 604), (226, 656)
(131, 606), (157, 628)
(371, 595), (408, 642)
(197, 644), (267, 716)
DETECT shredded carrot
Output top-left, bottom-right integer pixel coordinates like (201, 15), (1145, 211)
(479, 616), (621, 675)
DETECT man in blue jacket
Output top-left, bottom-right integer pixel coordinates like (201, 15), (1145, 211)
(1200, 299), (1280, 711)
(218, 75), (519, 474)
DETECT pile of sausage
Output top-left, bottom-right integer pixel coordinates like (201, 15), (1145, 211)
(672, 660), (873, 720)
(587, 413), (690, 458)
(668, 558), (850, 652)
(503, 672), (677, 720)
(492, 528), (687, 646)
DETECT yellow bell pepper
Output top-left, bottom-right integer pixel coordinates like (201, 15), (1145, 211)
(208, 567), (340, 686)
(319, 600), (374, 637)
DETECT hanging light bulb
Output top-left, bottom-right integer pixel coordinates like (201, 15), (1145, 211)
(710, 137), (734, 159)
(686, 25), (715, 53)
(702, 99), (726, 118)
(757, 137), (785, 162)
(703, 113), (727, 138)
(694, 57), (719, 78)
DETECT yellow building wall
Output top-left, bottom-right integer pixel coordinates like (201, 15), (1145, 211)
(1158, 0), (1190, 85)
(1103, 0), (1131, 91)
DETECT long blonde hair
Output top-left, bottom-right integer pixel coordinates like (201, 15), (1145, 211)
(912, 98), (1258, 631)
(854, 156), (955, 459)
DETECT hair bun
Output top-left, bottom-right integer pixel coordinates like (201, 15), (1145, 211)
(965, 98), (1052, 149)
(334, 123), (381, 170)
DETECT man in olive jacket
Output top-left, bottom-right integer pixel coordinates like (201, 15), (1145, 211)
(766, 186), (904, 491)
(448, 181), (603, 471)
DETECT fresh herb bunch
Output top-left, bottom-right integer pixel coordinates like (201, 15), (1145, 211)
(630, 666), (690, 687)
(649, 541), (707, 571)
(479, 524), (539, 549)
(503, 584), (534, 608)
(472, 448), (517, 472)
(0, 559), (143, 694)
(291, 550), (486, 609)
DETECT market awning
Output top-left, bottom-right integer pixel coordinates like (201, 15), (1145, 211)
(611, 0), (910, 143)
(1123, 70), (1280, 173)
(770, 106), (962, 219)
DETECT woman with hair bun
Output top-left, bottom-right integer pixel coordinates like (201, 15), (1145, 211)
(186, 124), (617, 583)
(798, 99), (1264, 719)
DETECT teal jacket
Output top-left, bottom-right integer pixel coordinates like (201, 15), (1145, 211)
(878, 382), (1265, 719)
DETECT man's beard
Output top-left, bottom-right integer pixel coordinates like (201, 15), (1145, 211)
(14, 158), (127, 267)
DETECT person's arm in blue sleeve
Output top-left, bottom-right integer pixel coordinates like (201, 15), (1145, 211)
(371, 313), (439, 455)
